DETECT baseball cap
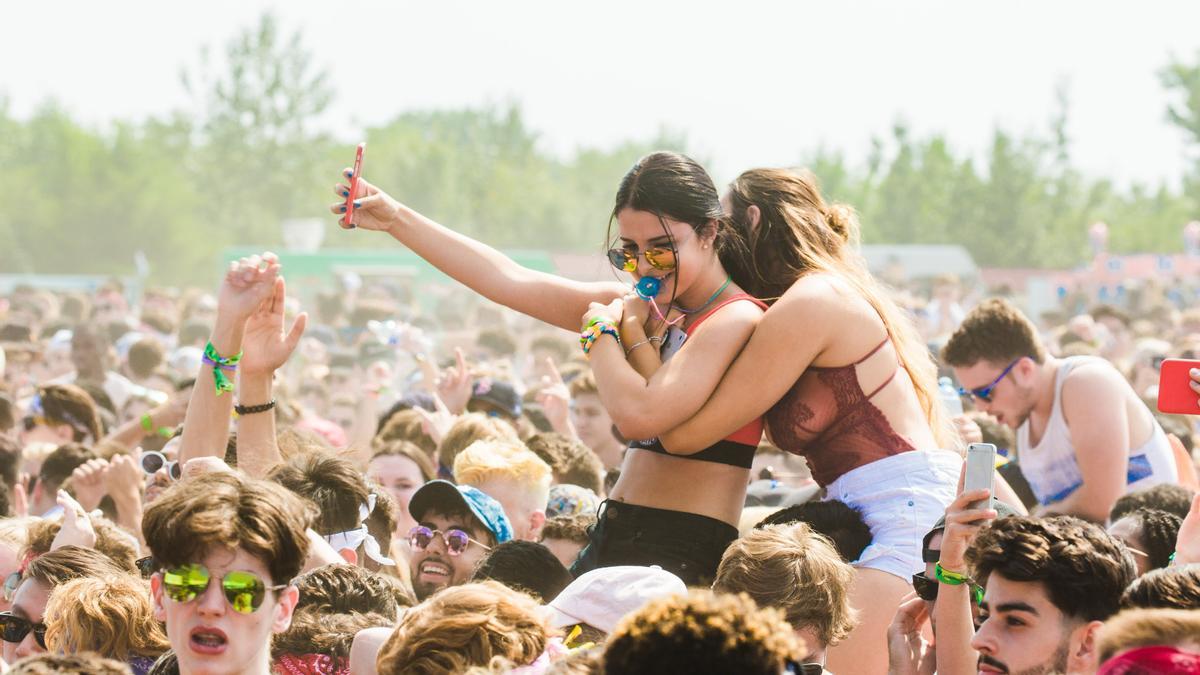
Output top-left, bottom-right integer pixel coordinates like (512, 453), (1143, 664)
(922, 499), (1023, 556)
(468, 378), (521, 419)
(545, 566), (687, 634)
(409, 479), (513, 545)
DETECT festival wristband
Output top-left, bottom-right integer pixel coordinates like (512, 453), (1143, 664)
(935, 562), (984, 605)
(140, 413), (175, 439)
(234, 400), (276, 416)
(202, 342), (242, 396)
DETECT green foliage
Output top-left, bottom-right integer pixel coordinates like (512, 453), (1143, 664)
(1, 18), (1199, 282)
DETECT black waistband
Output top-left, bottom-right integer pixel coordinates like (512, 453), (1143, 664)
(596, 499), (740, 540)
(630, 437), (756, 469)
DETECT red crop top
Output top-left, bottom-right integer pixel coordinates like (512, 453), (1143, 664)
(632, 294), (767, 469)
(764, 337), (917, 486)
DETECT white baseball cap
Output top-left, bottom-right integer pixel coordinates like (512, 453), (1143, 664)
(545, 566), (687, 634)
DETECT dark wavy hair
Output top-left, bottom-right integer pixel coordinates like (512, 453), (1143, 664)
(966, 516), (1135, 622)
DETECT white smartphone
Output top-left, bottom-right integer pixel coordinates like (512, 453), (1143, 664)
(964, 443), (997, 512)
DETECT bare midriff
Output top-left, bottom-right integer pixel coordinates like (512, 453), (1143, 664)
(608, 447), (749, 526)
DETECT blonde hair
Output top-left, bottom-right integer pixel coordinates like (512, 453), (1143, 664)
(1097, 607), (1200, 663)
(0, 517), (36, 551)
(729, 168), (953, 448)
(453, 440), (552, 506)
(376, 580), (554, 674)
(713, 523), (859, 647)
(43, 574), (169, 660)
(437, 414), (521, 472)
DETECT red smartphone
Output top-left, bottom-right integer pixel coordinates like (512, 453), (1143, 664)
(344, 143), (366, 225)
(1156, 358), (1200, 414)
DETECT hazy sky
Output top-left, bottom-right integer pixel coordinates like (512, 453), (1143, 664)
(4, 1), (1199, 187)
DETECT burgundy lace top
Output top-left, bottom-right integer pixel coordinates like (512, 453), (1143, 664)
(764, 337), (917, 486)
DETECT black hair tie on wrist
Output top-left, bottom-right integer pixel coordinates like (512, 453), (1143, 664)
(234, 399), (277, 416)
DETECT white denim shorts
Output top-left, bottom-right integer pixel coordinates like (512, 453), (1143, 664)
(824, 449), (961, 581)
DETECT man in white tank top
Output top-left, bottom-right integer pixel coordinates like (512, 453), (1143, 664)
(942, 299), (1177, 523)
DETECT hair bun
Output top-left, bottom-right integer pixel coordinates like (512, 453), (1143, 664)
(824, 203), (858, 243)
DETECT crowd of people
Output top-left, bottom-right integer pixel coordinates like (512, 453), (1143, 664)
(0, 150), (1195, 674)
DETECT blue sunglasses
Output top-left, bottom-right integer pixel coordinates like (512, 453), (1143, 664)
(957, 359), (1021, 403)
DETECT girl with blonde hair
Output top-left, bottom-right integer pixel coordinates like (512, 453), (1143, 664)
(43, 574), (169, 675)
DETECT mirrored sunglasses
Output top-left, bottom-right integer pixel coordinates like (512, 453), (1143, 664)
(606, 247), (676, 273)
(161, 563), (286, 614)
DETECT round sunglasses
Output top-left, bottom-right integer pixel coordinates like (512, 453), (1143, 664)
(161, 563), (286, 614)
(0, 612), (46, 649)
(141, 451), (182, 481)
(408, 525), (492, 557)
(606, 246), (677, 273)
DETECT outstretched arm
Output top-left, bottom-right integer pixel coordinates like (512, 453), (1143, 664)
(331, 172), (626, 331)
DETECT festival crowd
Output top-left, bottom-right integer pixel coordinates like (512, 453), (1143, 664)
(0, 151), (1196, 674)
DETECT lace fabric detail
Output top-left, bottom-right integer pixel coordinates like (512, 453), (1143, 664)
(766, 339), (916, 486)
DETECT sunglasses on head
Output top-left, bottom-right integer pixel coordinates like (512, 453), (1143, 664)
(0, 612), (46, 649)
(408, 525), (491, 557)
(2, 572), (20, 603)
(141, 451), (181, 481)
(606, 246), (677, 273)
(957, 358), (1021, 403)
(161, 563), (286, 614)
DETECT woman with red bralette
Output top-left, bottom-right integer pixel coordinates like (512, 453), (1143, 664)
(330, 152), (765, 587)
(654, 168), (967, 675)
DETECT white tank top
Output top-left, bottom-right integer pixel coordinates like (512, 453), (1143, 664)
(1016, 356), (1178, 506)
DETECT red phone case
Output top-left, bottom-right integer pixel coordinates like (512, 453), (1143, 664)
(1156, 358), (1200, 415)
(344, 143), (365, 225)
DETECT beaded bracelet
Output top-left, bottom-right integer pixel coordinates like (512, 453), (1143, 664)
(202, 342), (242, 396)
(580, 319), (621, 357)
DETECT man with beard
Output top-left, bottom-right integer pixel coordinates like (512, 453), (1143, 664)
(406, 479), (513, 600)
(963, 516), (1135, 674)
(943, 299), (1177, 522)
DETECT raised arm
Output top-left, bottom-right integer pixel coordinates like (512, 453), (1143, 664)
(659, 282), (834, 454)
(330, 172), (626, 331)
(235, 276), (307, 478)
(584, 296), (763, 440)
(178, 254), (280, 467)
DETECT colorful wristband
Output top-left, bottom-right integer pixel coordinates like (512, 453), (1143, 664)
(202, 342), (242, 396)
(935, 562), (984, 605)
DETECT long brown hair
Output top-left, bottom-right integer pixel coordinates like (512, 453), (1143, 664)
(728, 168), (952, 447)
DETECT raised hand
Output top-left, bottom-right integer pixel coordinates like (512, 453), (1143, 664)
(415, 393), (458, 447)
(51, 491), (97, 551)
(437, 348), (474, 415)
(536, 358), (576, 438)
(887, 593), (936, 675)
(218, 253), (282, 325)
(330, 173), (402, 232)
(68, 458), (110, 512)
(240, 276), (308, 377)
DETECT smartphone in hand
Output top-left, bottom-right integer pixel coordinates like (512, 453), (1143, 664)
(344, 143), (366, 225)
(964, 442), (997, 512)
(1156, 358), (1200, 415)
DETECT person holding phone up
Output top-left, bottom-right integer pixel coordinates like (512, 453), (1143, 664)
(942, 299), (1177, 524)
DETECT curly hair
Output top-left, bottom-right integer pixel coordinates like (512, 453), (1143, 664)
(1109, 484), (1196, 521)
(713, 523), (858, 647)
(376, 581), (554, 674)
(271, 608), (394, 661)
(603, 590), (806, 675)
(294, 563), (411, 616)
(1115, 508), (1183, 571)
(1119, 565), (1200, 610)
(471, 541), (574, 602)
(1098, 608), (1200, 663)
(965, 516), (1135, 622)
(525, 433), (604, 495)
(43, 574), (169, 660)
(540, 513), (595, 546)
(942, 298), (1047, 367)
